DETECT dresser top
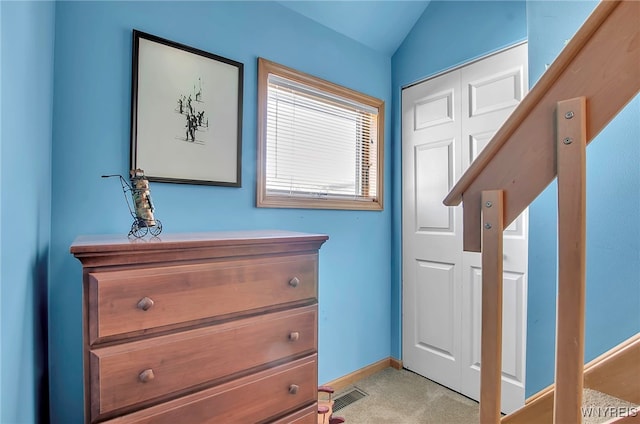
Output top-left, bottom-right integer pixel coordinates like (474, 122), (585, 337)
(71, 230), (328, 267)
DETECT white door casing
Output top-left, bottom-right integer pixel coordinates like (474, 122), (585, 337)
(402, 43), (529, 414)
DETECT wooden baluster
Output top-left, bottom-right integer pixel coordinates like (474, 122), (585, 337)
(480, 190), (505, 424)
(554, 97), (587, 424)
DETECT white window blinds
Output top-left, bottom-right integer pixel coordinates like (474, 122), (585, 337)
(265, 74), (379, 202)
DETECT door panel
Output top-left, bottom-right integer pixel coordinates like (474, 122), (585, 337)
(414, 89), (455, 129)
(464, 268), (526, 378)
(460, 43), (529, 413)
(462, 47), (528, 246)
(410, 258), (461, 386)
(403, 70), (462, 390)
(415, 261), (456, 358)
(468, 67), (524, 117)
(415, 140), (454, 232)
(463, 267), (527, 411)
(403, 43), (528, 414)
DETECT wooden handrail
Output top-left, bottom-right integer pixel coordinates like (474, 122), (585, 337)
(438, 1), (639, 422)
(444, 0), (640, 252)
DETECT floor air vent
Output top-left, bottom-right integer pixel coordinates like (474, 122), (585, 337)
(332, 388), (367, 412)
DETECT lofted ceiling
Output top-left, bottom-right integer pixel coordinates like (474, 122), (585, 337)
(276, 1), (432, 56)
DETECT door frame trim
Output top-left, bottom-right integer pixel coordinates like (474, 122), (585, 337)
(402, 40), (528, 91)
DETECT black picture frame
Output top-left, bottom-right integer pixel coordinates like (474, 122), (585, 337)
(130, 30), (243, 186)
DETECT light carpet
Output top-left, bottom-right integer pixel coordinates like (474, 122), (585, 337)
(330, 368), (638, 424)
(332, 368), (479, 424)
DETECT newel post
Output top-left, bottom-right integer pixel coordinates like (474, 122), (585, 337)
(554, 97), (587, 424)
(480, 190), (505, 424)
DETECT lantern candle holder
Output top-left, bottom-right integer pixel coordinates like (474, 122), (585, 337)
(102, 169), (163, 238)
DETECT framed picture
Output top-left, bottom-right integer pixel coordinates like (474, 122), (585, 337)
(130, 30), (243, 186)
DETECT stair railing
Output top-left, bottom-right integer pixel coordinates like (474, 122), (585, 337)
(443, 1), (640, 422)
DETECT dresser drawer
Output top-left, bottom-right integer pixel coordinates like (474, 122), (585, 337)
(104, 355), (317, 424)
(89, 305), (317, 421)
(271, 403), (317, 424)
(88, 254), (318, 343)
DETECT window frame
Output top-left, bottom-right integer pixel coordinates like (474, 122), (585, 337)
(256, 57), (384, 211)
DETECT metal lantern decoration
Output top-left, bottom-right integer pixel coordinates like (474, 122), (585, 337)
(102, 169), (163, 238)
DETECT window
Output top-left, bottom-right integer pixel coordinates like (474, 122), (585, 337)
(257, 58), (384, 210)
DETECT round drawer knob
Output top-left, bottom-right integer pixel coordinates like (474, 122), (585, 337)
(138, 368), (155, 383)
(288, 384), (299, 395)
(137, 297), (154, 311)
(288, 331), (300, 342)
(288, 277), (300, 288)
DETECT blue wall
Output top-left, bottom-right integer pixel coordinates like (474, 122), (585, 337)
(526, 0), (640, 396)
(1, 1), (55, 423)
(1, 3), (3, 418)
(390, 0), (639, 398)
(49, 1), (391, 422)
(390, 0), (528, 359)
(3, 1), (637, 422)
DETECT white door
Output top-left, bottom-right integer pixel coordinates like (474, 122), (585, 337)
(402, 69), (464, 391)
(402, 43), (528, 414)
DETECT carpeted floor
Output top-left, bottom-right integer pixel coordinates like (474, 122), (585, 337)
(331, 368), (479, 424)
(329, 368), (639, 424)
(582, 389), (639, 424)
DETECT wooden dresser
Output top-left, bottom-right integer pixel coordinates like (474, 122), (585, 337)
(70, 230), (328, 423)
